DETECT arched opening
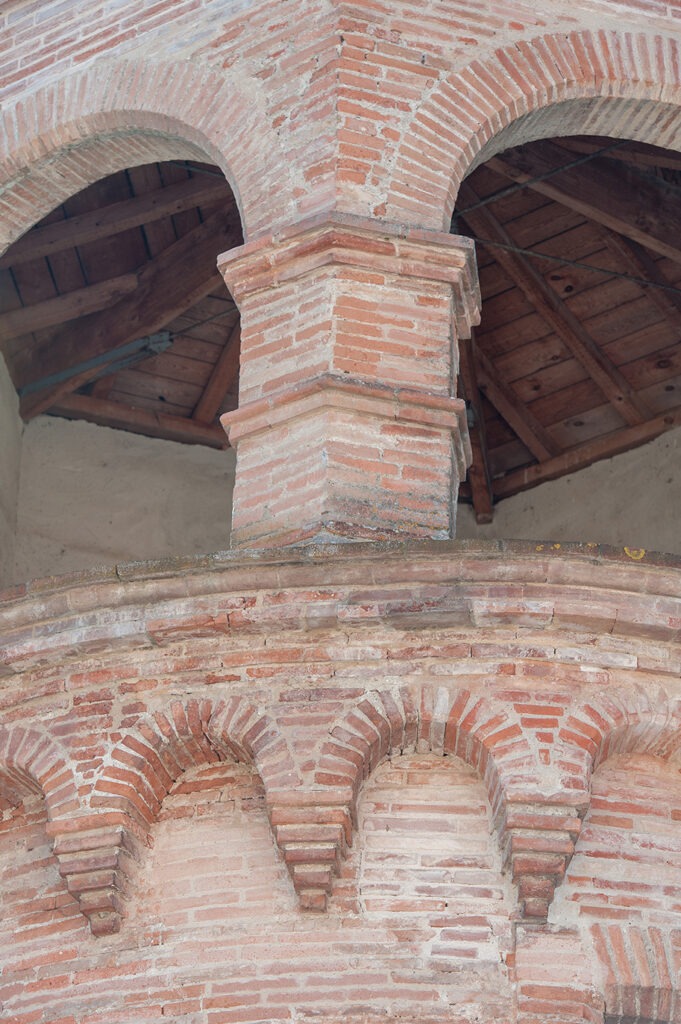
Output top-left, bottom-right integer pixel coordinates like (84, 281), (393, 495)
(451, 133), (681, 552)
(1, 156), (243, 584)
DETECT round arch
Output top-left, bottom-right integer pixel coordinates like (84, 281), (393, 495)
(386, 29), (681, 230)
(0, 57), (295, 255)
(0, 724), (78, 821)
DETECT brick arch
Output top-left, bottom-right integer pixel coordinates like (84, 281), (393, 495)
(299, 684), (580, 918)
(64, 695), (300, 936)
(0, 57), (294, 254)
(93, 695), (298, 828)
(0, 724), (78, 820)
(549, 721), (681, 1024)
(557, 686), (681, 781)
(591, 922), (677, 1024)
(0, 726), (86, 936)
(386, 29), (681, 230)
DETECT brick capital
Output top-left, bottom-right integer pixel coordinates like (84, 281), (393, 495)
(218, 212), (481, 340)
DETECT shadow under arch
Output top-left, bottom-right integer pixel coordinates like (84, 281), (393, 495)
(73, 695), (299, 935)
(308, 683), (579, 918)
(0, 723), (79, 820)
(0, 56), (294, 254)
(0, 725), (84, 934)
(385, 28), (681, 230)
(557, 684), (681, 784)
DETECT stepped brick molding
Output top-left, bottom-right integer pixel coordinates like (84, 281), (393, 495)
(3, 544), (681, 1021)
(219, 215), (479, 546)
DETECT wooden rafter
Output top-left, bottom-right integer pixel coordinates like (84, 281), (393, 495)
(459, 181), (651, 427)
(494, 404), (681, 500)
(597, 230), (681, 323)
(0, 274), (137, 342)
(51, 393), (229, 448)
(0, 174), (231, 269)
(17, 206), (243, 419)
(458, 332), (494, 523)
(488, 140), (681, 265)
(475, 346), (560, 461)
(192, 320), (241, 424)
(555, 136), (681, 174)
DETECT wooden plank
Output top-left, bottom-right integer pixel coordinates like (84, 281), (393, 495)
(133, 349), (214, 388)
(460, 181), (651, 427)
(475, 346), (560, 461)
(126, 164), (179, 257)
(170, 334), (226, 363)
(458, 333), (494, 523)
(0, 274), (138, 341)
(104, 388), (189, 418)
(527, 376), (605, 428)
(598, 230), (681, 324)
(494, 404), (681, 499)
(0, 174), (232, 270)
(17, 206), (242, 418)
(98, 367), (203, 410)
(192, 321), (241, 424)
(489, 140), (681, 265)
(160, 162), (203, 239)
(555, 136), (681, 173)
(50, 393), (229, 448)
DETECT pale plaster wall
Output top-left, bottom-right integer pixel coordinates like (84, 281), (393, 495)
(0, 354), (22, 588)
(11, 416), (680, 584)
(14, 416), (235, 583)
(457, 428), (681, 556)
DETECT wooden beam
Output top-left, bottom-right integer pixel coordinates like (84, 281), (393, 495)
(17, 206), (242, 419)
(475, 346), (560, 462)
(0, 174), (231, 269)
(494, 405), (681, 500)
(192, 320), (241, 424)
(555, 136), (681, 174)
(458, 332), (494, 523)
(50, 393), (229, 448)
(459, 181), (650, 427)
(598, 230), (681, 323)
(488, 140), (681, 265)
(0, 274), (138, 342)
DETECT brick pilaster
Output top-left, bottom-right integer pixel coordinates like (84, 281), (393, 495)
(219, 214), (480, 547)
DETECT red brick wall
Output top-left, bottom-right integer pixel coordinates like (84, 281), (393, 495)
(4, 0), (681, 1019)
(2, 544), (681, 1022)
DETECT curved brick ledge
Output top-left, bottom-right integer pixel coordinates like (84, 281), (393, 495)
(1, 540), (680, 678)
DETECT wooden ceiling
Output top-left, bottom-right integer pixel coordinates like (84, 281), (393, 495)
(456, 136), (681, 522)
(0, 160), (242, 449)
(1, 138), (681, 523)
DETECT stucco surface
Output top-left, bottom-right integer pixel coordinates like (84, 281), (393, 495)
(457, 428), (681, 556)
(0, 354), (21, 587)
(13, 416), (235, 583)
(10, 417), (681, 584)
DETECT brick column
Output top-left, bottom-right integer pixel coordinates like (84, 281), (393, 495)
(219, 214), (480, 548)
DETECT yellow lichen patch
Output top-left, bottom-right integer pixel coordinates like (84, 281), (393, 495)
(624, 547), (646, 561)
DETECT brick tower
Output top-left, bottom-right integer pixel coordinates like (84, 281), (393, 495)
(2, 2), (681, 1023)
